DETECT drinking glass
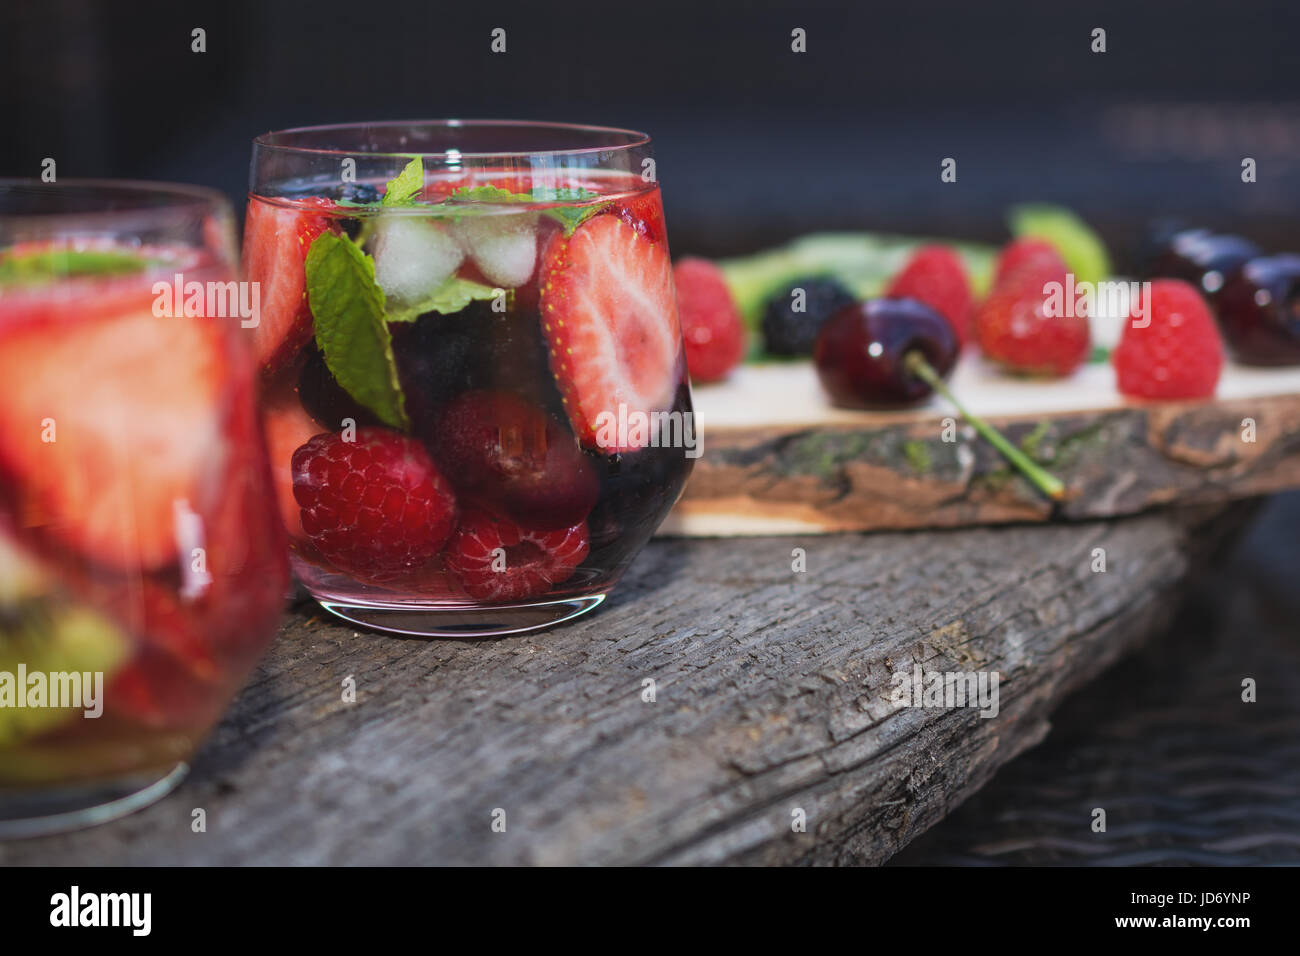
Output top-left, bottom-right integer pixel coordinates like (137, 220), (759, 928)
(247, 121), (694, 637)
(0, 180), (288, 836)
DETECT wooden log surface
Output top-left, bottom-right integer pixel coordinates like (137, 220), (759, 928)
(0, 504), (1242, 866)
(665, 359), (1300, 535)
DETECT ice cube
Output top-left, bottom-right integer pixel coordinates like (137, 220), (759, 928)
(458, 213), (538, 289)
(370, 216), (464, 306)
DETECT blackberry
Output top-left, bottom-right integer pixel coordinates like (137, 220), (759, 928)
(390, 301), (566, 439)
(336, 182), (382, 205)
(298, 347), (379, 430)
(761, 276), (857, 356)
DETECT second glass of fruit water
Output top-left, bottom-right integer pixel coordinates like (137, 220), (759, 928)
(247, 120), (695, 636)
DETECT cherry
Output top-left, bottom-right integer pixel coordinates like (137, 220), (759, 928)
(1216, 254), (1300, 366)
(1144, 229), (1261, 302)
(814, 298), (959, 408)
(815, 297), (1064, 500)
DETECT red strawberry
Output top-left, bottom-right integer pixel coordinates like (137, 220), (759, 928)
(241, 196), (334, 374)
(886, 245), (974, 345)
(613, 189), (667, 244)
(261, 382), (325, 541)
(1113, 280), (1223, 400)
(0, 311), (230, 571)
(444, 509), (589, 602)
(672, 257), (745, 382)
(431, 390), (598, 530)
(974, 258), (1090, 377)
(993, 238), (1066, 287)
(291, 428), (458, 583)
(539, 215), (681, 452)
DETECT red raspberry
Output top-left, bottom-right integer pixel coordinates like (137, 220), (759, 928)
(1113, 279), (1223, 399)
(974, 258), (1090, 377)
(993, 238), (1066, 287)
(673, 257), (745, 382)
(445, 509), (589, 602)
(885, 245), (974, 345)
(291, 428), (458, 582)
(431, 390), (598, 530)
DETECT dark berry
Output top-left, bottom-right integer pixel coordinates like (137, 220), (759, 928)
(298, 348), (379, 430)
(1216, 254), (1300, 366)
(761, 276), (857, 356)
(336, 182), (382, 205)
(814, 298), (959, 408)
(391, 303), (565, 438)
(584, 382), (694, 556)
(1144, 230), (1261, 302)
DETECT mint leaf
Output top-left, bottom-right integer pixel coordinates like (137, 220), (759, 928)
(0, 247), (156, 287)
(381, 157), (424, 207)
(447, 183), (609, 235)
(531, 185), (600, 202)
(388, 277), (501, 322)
(544, 202), (610, 236)
(448, 184), (532, 204)
(304, 233), (409, 430)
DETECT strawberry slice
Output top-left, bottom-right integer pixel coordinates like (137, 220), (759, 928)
(0, 311), (229, 571)
(241, 196), (334, 374)
(538, 215), (681, 451)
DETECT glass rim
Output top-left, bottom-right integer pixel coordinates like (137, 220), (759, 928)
(251, 118), (653, 160)
(0, 178), (230, 228)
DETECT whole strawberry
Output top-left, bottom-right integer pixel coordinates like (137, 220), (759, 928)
(975, 258), (1090, 377)
(673, 257), (745, 382)
(1113, 279), (1222, 399)
(885, 245), (973, 345)
(993, 237), (1066, 286)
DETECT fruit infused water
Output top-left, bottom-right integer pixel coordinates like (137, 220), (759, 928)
(0, 181), (288, 834)
(246, 122), (694, 636)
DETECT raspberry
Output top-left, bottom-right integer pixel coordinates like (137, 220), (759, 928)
(885, 245), (974, 345)
(431, 390), (598, 530)
(673, 257), (745, 382)
(993, 238), (1066, 287)
(445, 509), (589, 602)
(974, 258), (1090, 377)
(1113, 279), (1223, 399)
(291, 428), (458, 582)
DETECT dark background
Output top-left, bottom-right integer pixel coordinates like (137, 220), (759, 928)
(5, 0), (1300, 260)
(4, 0), (1299, 866)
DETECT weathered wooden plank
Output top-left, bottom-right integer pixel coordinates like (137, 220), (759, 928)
(0, 505), (1240, 866)
(666, 387), (1300, 536)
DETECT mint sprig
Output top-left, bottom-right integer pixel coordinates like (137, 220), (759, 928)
(381, 157), (424, 207)
(304, 233), (409, 431)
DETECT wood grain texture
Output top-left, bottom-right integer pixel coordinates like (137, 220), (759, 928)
(0, 506), (1240, 866)
(665, 393), (1300, 535)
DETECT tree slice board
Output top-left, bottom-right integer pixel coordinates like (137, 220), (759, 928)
(662, 356), (1300, 536)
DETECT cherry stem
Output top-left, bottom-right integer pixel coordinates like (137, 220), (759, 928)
(903, 351), (1066, 502)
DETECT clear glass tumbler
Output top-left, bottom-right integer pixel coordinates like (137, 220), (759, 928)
(0, 180), (289, 836)
(246, 120), (695, 637)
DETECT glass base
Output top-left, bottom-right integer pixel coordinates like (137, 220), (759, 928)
(315, 593), (607, 637)
(0, 762), (188, 839)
